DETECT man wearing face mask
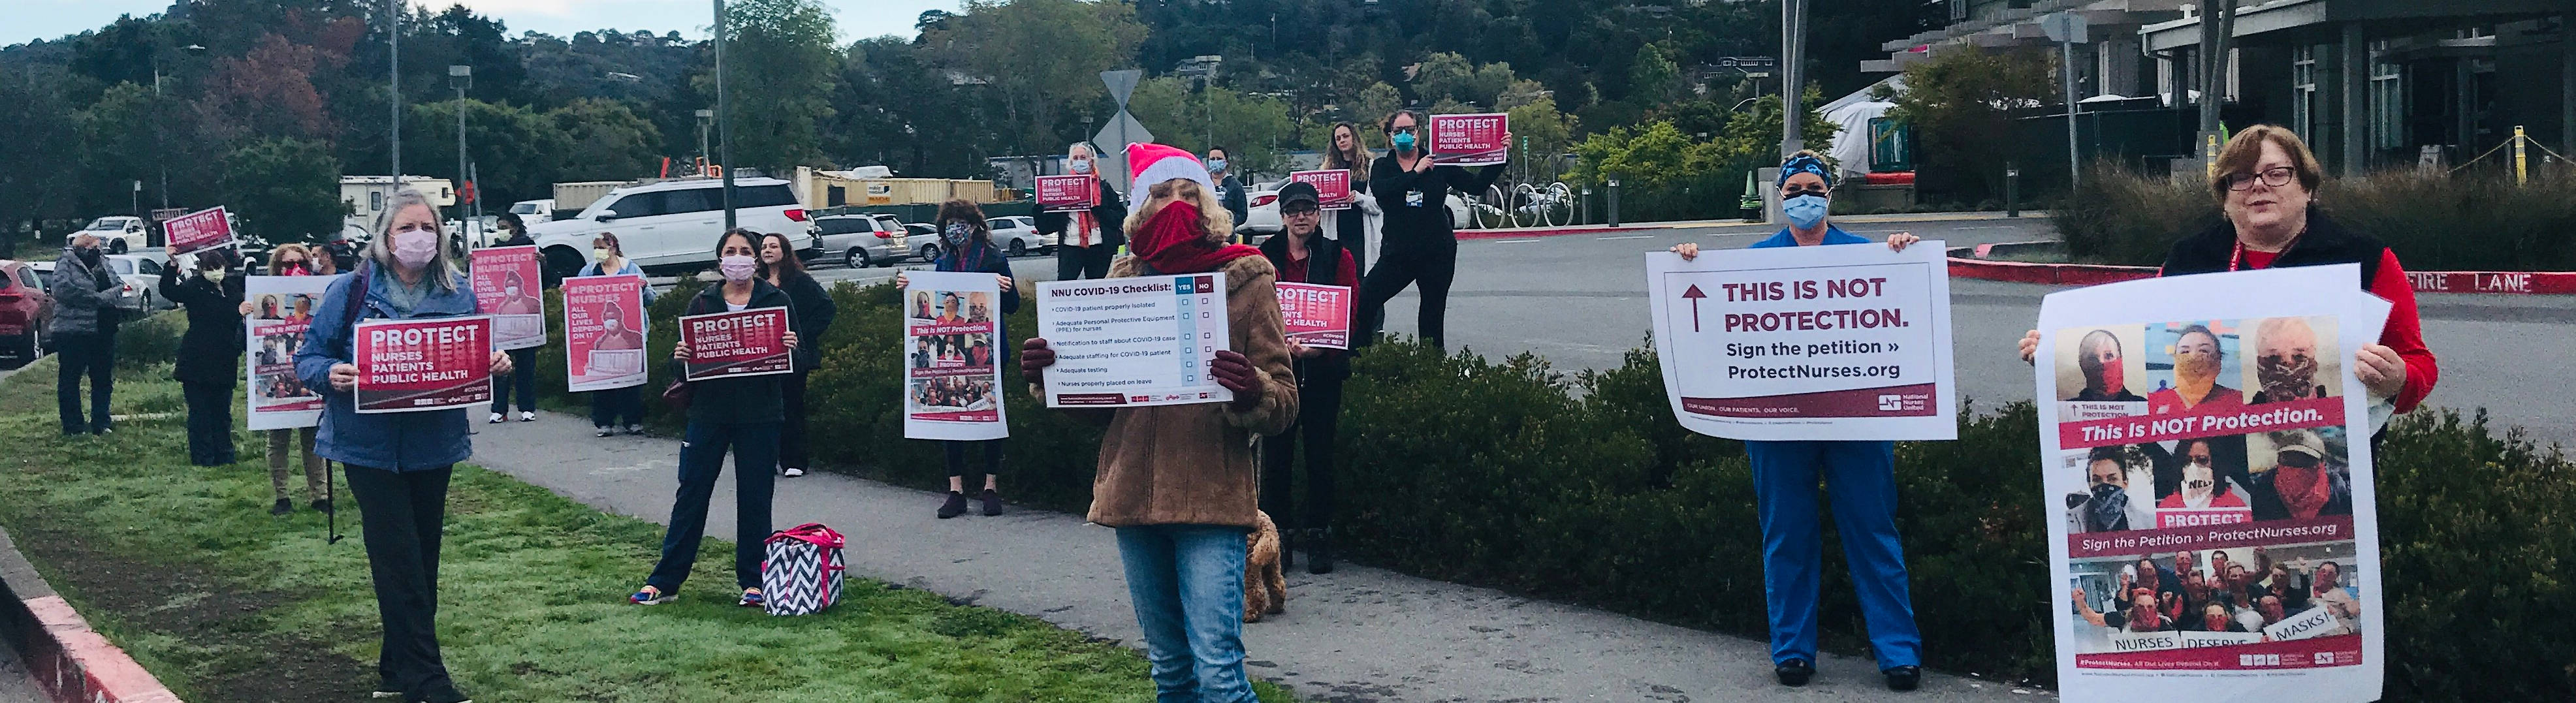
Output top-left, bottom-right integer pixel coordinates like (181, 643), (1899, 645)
(1037, 142), (1128, 280)
(1669, 151), (1925, 691)
(1206, 146), (1249, 232)
(2250, 317), (2329, 404)
(2248, 428), (2352, 521)
(163, 248), (249, 465)
(50, 234), (124, 435)
(2067, 446), (2154, 533)
(2067, 330), (2145, 402)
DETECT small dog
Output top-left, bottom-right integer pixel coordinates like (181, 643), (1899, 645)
(1243, 510), (1286, 622)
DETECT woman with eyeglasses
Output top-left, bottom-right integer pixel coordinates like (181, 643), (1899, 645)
(1668, 151), (1925, 692)
(1356, 109), (1506, 351)
(2019, 125), (2438, 435)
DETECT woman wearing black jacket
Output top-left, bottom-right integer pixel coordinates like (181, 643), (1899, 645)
(1256, 182), (1358, 573)
(487, 213), (541, 424)
(1358, 110), (1505, 351)
(163, 249), (248, 467)
(630, 229), (801, 608)
(759, 230), (836, 478)
(1036, 142), (1128, 280)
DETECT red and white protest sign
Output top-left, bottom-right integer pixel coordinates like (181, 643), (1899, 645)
(562, 275), (650, 392)
(681, 307), (793, 381)
(1036, 175), (1101, 213)
(1276, 283), (1354, 349)
(353, 316), (492, 413)
(1428, 113), (1510, 166)
(1288, 170), (1354, 210)
(470, 245), (548, 350)
(163, 206), (236, 255)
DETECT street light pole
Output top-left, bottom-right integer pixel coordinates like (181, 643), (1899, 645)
(695, 109), (714, 173)
(451, 65), (471, 245)
(714, 0), (735, 230)
(389, 3), (402, 201)
(1779, 0), (1807, 157)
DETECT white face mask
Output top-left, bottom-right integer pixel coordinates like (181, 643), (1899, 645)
(505, 285), (522, 298)
(1070, 158), (1093, 174)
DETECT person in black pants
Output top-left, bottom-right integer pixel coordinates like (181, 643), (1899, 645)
(486, 213), (541, 424)
(1357, 110), (1505, 351)
(49, 236), (122, 435)
(759, 230), (835, 478)
(163, 249), (247, 465)
(1256, 183), (1357, 573)
(903, 200), (1023, 518)
(1036, 142), (1128, 280)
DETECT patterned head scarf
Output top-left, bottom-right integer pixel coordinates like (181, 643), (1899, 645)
(1778, 152), (1836, 188)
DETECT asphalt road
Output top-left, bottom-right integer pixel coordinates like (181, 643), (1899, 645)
(1367, 217), (2576, 447)
(0, 644), (35, 703)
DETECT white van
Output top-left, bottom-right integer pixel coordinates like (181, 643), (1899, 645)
(526, 178), (818, 279)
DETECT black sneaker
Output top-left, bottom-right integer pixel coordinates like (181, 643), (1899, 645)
(1775, 659), (1815, 687)
(270, 499), (293, 516)
(1884, 665), (1921, 692)
(979, 488), (1004, 516)
(937, 491), (968, 519)
(310, 499), (333, 514)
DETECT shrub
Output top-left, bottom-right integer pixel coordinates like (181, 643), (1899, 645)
(2057, 165), (2576, 271)
(114, 309), (187, 371)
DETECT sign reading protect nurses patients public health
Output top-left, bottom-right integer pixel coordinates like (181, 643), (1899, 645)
(1275, 283), (1352, 349)
(2037, 266), (2389, 703)
(1427, 113), (1510, 166)
(1645, 242), (1956, 441)
(469, 245), (547, 350)
(680, 308), (793, 381)
(1287, 170), (1354, 210)
(163, 206), (236, 256)
(1035, 175), (1100, 213)
(353, 316), (492, 414)
(1036, 272), (1233, 408)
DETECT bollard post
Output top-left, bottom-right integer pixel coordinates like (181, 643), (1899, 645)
(2005, 163), (2022, 218)
(2514, 125), (2529, 185)
(1607, 179), (1621, 228)
(1581, 187), (1593, 225)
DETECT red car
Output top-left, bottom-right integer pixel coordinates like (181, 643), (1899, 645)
(0, 259), (54, 367)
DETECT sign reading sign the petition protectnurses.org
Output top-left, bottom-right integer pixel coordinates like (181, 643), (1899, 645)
(1644, 242), (1957, 441)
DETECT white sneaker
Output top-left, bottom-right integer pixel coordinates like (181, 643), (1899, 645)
(518, 411), (537, 422)
(782, 467), (806, 478)
(486, 413), (504, 424)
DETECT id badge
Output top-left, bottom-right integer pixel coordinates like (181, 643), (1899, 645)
(1405, 190), (1425, 208)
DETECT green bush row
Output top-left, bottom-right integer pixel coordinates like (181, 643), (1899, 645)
(515, 280), (2573, 697)
(2055, 164), (2576, 272)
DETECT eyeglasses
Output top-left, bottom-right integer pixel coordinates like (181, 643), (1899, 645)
(2225, 166), (2298, 191)
(1389, 126), (1416, 135)
(1282, 206), (1321, 217)
(1781, 185), (1829, 198)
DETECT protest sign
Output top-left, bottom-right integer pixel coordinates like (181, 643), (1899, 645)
(163, 206), (236, 255)
(243, 274), (342, 430)
(1288, 169), (1354, 210)
(1275, 282), (1352, 349)
(1428, 113), (1510, 166)
(353, 316), (492, 413)
(680, 307), (793, 381)
(903, 272), (1008, 440)
(1036, 175), (1101, 212)
(2039, 266), (2388, 702)
(1036, 272), (1232, 407)
(562, 275), (649, 392)
(470, 245), (547, 350)
(1644, 242), (1956, 441)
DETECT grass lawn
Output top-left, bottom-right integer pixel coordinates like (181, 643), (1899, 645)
(0, 356), (1297, 702)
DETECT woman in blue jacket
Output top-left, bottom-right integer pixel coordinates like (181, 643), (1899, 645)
(575, 232), (658, 437)
(898, 200), (1021, 518)
(293, 189), (512, 703)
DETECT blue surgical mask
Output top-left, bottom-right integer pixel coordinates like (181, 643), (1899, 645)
(1207, 158), (1228, 175)
(1783, 193), (1830, 230)
(1390, 131), (1418, 152)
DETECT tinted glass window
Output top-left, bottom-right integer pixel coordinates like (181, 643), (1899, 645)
(110, 259), (135, 275)
(138, 259), (162, 275)
(18, 268), (39, 289)
(660, 189), (719, 215)
(603, 192), (663, 218)
(740, 184), (800, 208)
(819, 219), (861, 235)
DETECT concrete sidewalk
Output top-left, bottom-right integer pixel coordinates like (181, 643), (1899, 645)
(469, 413), (2050, 703)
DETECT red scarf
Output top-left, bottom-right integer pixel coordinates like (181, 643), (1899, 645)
(1132, 201), (1260, 274)
(2274, 464), (2332, 519)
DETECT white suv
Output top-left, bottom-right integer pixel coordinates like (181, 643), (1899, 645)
(527, 177), (817, 280)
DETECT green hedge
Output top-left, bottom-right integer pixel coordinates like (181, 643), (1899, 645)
(518, 280), (2573, 696)
(2056, 164), (2576, 272)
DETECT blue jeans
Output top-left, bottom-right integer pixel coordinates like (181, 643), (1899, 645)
(1115, 524), (1255, 703)
(646, 421), (778, 592)
(1745, 439), (1922, 670)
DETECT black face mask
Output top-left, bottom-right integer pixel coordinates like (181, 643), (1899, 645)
(75, 247), (102, 264)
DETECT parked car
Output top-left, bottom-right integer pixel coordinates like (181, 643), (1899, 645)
(814, 214), (910, 268)
(524, 177), (818, 281)
(69, 216), (149, 254)
(99, 254), (171, 311)
(509, 198), (558, 225)
(0, 260), (54, 367)
(986, 215), (1053, 257)
(1239, 181), (1286, 238)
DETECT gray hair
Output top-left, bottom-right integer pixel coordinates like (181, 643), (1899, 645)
(367, 187), (462, 292)
(1067, 142), (1096, 159)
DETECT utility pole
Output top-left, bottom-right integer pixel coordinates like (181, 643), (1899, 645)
(695, 109), (714, 173)
(1779, 0), (1807, 157)
(2197, 1), (2234, 176)
(714, 0), (736, 230)
(390, 1), (402, 204)
(451, 65), (471, 245)
(2044, 12), (2090, 191)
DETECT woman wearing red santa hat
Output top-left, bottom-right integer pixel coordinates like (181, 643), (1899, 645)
(1021, 143), (1300, 702)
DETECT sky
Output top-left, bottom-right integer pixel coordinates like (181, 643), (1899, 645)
(7, 0), (958, 47)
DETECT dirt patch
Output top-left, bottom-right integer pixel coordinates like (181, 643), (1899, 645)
(6, 520), (374, 702)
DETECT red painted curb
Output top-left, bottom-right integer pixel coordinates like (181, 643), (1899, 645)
(1455, 225), (1647, 240)
(16, 596), (180, 703)
(1948, 257), (2576, 295)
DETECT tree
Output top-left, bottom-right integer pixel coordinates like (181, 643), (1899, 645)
(1350, 82), (1403, 127)
(404, 99), (571, 206)
(0, 65), (83, 236)
(200, 34), (335, 142)
(1626, 42), (1683, 106)
(550, 99), (663, 182)
(1411, 52), (1517, 109)
(701, 0), (838, 172)
(1505, 96), (1580, 182)
(1124, 77), (1296, 174)
(930, 0), (1148, 154)
(1889, 45), (2054, 202)
(219, 138), (343, 243)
